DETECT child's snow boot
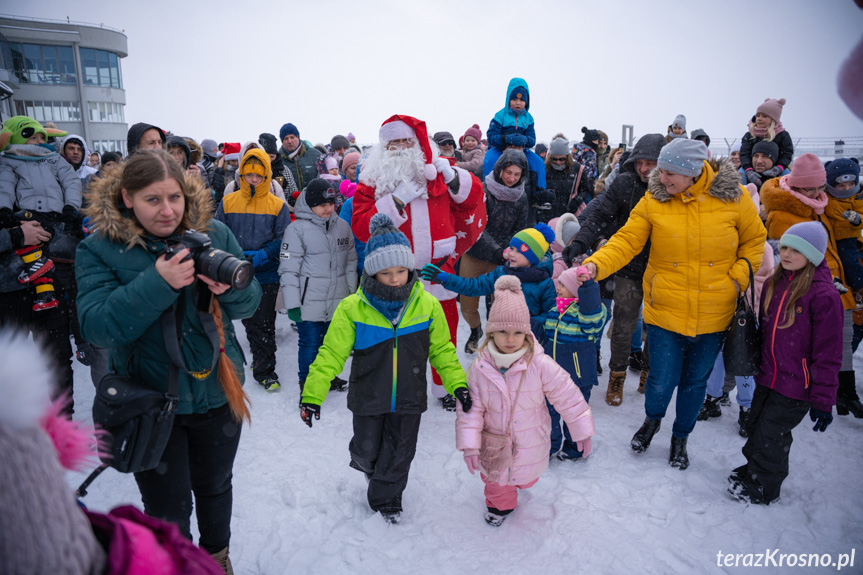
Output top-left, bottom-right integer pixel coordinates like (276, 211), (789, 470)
(697, 395), (722, 421)
(638, 370), (648, 394)
(631, 416), (661, 453)
(31, 277), (59, 311)
(259, 376), (281, 392)
(440, 394), (457, 411)
(484, 507), (513, 527)
(330, 376), (348, 391)
(17, 245), (55, 283)
(738, 406), (750, 437)
(628, 350), (644, 373)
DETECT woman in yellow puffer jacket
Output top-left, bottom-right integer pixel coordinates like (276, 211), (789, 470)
(584, 138), (767, 470)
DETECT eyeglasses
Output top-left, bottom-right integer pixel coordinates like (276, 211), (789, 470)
(550, 157), (567, 163)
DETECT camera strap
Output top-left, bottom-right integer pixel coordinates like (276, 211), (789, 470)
(159, 291), (222, 385)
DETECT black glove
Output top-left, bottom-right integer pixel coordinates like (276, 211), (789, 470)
(0, 207), (17, 229)
(61, 205), (77, 224)
(454, 387), (472, 412)
(533, 189), (555, 204)
(562, 241), (584, 267)
(493, 247), (507, 264)
(300, 403), (320, 428)
(810, 408), (833, 432)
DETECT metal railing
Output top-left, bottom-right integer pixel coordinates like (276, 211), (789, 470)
(0, 13), (125, 35)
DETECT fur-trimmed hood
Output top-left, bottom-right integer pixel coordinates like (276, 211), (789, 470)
(82, 168), (213, 249)
(648, 157), (742, 203)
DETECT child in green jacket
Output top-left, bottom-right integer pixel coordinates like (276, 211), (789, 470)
(299, 213), (471, 524)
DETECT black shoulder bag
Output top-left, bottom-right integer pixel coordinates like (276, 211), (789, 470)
(723, 258), (762, 377)
(91, 292), (222, 474)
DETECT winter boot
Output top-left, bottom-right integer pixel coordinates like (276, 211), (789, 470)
(628, 350), (644, 373)
(836, 371), (863, 418)
(210, 546), (234, 574)
(259, 376), (281, 392)
(380, 508), (401, 524)
(697, 395), (722, 421)
(75, 342), (96, 366)
(638, 370), (649, 394)
(330, 376), (348, 391)
(605, 370), (626, 406)
(719, 391), (732, 406)
(31, 277), (59, 311)
(484, 507), (513, 527)
(738, 406), (750, 438)
(440, 394), (457, 411)
(669, 436), (689, 470)
(16, 245), (55, 283)
(596, 349), (603, 375)
(631, 417), (661, 453)
(464, 326), (483, 354)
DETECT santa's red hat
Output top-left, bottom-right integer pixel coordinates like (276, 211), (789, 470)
(222, 142), (242, 162)
(378, 115), (438, 181)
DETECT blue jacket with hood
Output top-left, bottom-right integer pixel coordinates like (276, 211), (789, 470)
(487, 78), (536, 151)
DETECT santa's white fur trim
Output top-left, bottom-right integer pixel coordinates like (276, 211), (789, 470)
(379, 120), (415, 143)
(0, 330), (53, 429)
(424, 164), (438, 181)
(450, 166), (473, 203)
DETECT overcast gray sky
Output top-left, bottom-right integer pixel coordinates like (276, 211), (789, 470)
(13, 0), (863, 147)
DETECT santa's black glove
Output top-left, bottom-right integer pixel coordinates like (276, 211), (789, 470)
(300, 403), (321, 428)
(454, 387), (472, 412)
(61, 205), (77, 224)
(0, 207), (17, 229)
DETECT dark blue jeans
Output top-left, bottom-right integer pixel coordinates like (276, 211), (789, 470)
(643, 325), (725, 438)
(548, 384), (592, 459)
(297, 320), (330, 382)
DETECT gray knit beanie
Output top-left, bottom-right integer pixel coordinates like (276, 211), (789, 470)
(548, 137), (570, 157)
(657, 138), (708, 178)
(363, 213), (416, 277)
(672, 114), (686, 130)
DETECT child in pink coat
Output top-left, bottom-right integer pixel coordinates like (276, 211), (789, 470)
(455, 275), (595, 526)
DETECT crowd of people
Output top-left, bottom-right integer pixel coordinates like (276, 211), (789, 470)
(1, 79), (861, 573)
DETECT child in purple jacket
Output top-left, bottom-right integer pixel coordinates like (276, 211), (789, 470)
(728, 222), (843, 505)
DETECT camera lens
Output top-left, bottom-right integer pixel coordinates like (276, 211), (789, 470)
(196, 248), (254, 291)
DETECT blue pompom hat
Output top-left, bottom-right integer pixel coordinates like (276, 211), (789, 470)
(364, 213), (416, 277)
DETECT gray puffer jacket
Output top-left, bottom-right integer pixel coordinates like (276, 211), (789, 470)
(278, 189), (358, 321)
(0, 144), (82, 213)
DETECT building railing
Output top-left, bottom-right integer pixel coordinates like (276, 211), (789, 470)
(0, 13), (125, 35)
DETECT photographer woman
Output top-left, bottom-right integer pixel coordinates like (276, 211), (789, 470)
(76, 150), (262, 572)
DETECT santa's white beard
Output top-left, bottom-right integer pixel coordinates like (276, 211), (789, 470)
(360, 144), (428, 197)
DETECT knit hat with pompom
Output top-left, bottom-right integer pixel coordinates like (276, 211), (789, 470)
(363, 213), (416, 277)
(510, 222), (556, 265)
(486, 275), (531, 334)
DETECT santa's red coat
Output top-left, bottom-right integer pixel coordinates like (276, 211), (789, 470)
(352, 165), (486, 301)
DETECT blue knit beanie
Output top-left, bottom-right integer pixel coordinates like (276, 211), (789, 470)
(364, 214), (416, 277)
(825, 158), (860, 199)
(279, 123), (300, 141)
(780, 221), (827, 267)
(657, 138), (709, 178)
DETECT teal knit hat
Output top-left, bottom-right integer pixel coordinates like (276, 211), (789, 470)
(364, 213), (416, 276)
(780, 221), (827, 266)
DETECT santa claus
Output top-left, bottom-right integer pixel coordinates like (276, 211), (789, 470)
(352, 115), (486, 408)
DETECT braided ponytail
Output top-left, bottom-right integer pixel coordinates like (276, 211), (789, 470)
(211, 299), (252, 424)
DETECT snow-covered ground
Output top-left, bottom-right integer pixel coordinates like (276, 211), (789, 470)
(67, 307), (863, 574)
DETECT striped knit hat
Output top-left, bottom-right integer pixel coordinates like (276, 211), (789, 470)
(364, 213), (415, 276)
(510, 223), (556, 265)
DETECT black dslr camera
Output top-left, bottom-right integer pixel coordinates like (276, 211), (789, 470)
(164, 230), (254, 291)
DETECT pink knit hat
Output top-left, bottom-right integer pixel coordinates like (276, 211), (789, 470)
(756, 97), (786, 123)
(559, 266), (588, 297)
(463, 124), (482, 143)
(787, 153), (826, 189)
(486, 275), (531, 334)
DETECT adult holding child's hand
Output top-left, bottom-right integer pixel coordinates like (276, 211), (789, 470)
(584, 138), (766, 471)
